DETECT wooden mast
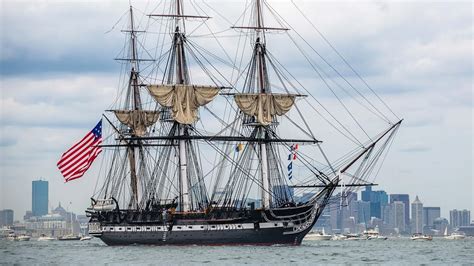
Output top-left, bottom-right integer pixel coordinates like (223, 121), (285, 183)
(254, 0), (271, 209)
(128, 6), (140, 208)
(175, 0), (190, 212)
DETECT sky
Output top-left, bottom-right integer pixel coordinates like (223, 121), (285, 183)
(0, 0), (472, 221)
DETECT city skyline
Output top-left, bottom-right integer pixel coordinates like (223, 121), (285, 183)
(3, 179), (471, 224)
(3, 180), (471, 237)
(1, 1), (472, 220)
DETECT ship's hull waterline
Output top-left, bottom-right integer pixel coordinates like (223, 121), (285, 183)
(95, 225), (311, 246)
(88, 205), (323, 246)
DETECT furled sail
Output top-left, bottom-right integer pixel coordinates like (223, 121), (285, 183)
(235, 93), (296, 125)
(147, 85), (220, 124)
(113, 110), (160, 136)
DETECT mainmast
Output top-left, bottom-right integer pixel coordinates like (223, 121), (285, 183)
(254, 0), (271, 209)
(147, 0), (217, 212)
(174, 0), (190, 212)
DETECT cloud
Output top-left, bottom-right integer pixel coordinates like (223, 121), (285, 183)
(399, 144), (431, 153)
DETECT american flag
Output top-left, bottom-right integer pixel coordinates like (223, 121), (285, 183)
(57, 120), (102, 182)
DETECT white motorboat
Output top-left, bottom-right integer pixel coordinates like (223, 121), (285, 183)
(38, 234), (55, 241)
(363, 227), (388, 240)
(331, 234), (347, 240)
(0, 227), (14, 239)
(7, 233), (17, 241)
(344, 233), (365, 240)
(80, 236), (93, 241)
(304, 228), (332, 241)
(444, 228), (465, 240)
(17, 235), (31, 241)
(411, 233), (433, 241)
(58, 234), (81, 241)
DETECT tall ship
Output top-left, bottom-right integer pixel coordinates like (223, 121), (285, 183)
(85, 0), (402, 245)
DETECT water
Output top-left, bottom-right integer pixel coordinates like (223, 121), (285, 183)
(1, 237), (473, 265)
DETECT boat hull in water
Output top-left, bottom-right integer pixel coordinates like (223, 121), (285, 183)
(97, 226), (309, 246)
(304, 234), (332, 241)
(88, 205), (322, 246)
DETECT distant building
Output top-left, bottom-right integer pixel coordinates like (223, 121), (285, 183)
(450, 209), (471, 228)
(24, 214), (67, 237)
(422, 207), (440, 234)
(458, 225), (474, 237)
(411, 195), (423, 234)
(0, 209), (14, 226)
(326, 192), (359, 233)
(423, 207), (440, 227)
(23, 211), (33, 222)
(314, 214), (331, 232)
(390, 194), (410, 230)
(32, 180), (49, 216)
(357, 200), (371, 225)
(392, 201), (406, 233)
(361, 186), (388, 219)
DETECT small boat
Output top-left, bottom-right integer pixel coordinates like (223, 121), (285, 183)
(80, 236), (93, 241)
(7, 233), (17, 241)
(304, 228), (332, 241)
(17, 235), (31, 241)
(58, 235), (81, 241)
(0, 227), (14, 238)
(444, 228), (465, 240)
(363, 227), (388, 240)
(344, 233), (364, 240)
(331, 234), (347, 240)
(38, 234), (55, 241)
(411, 233), (433, 241)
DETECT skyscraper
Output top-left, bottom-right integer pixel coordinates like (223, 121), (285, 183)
(0, 209), (14, 226)
(450, 209), (471, 228)
(411, 195), (423, 234)
(423, 207), (441, 228)
(357, 200), (371, 225)
(391, 201), (406, 232)
(32, 180), (49, 216)
(390, 194), (410, 229)
(361, 186), (388, 219)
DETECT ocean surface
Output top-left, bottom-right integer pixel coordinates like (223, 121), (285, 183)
(1, 237), (473, 265)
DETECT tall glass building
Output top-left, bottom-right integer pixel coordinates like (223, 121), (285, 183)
(32, 180), (49, 216)
(390, 194), (410, 230)
(411, 195), (423, 234)
(361, 186), (388, 219)
(0, 209), (14, 226)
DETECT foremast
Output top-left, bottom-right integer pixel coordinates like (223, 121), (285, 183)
(112, 7), (160, 209)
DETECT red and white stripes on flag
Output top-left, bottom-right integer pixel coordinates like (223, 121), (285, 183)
(57, 120), (102, 182)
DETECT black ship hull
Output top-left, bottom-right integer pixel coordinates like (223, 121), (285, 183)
(88, 204), (324, 246)
(98, 224), (310, 246)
